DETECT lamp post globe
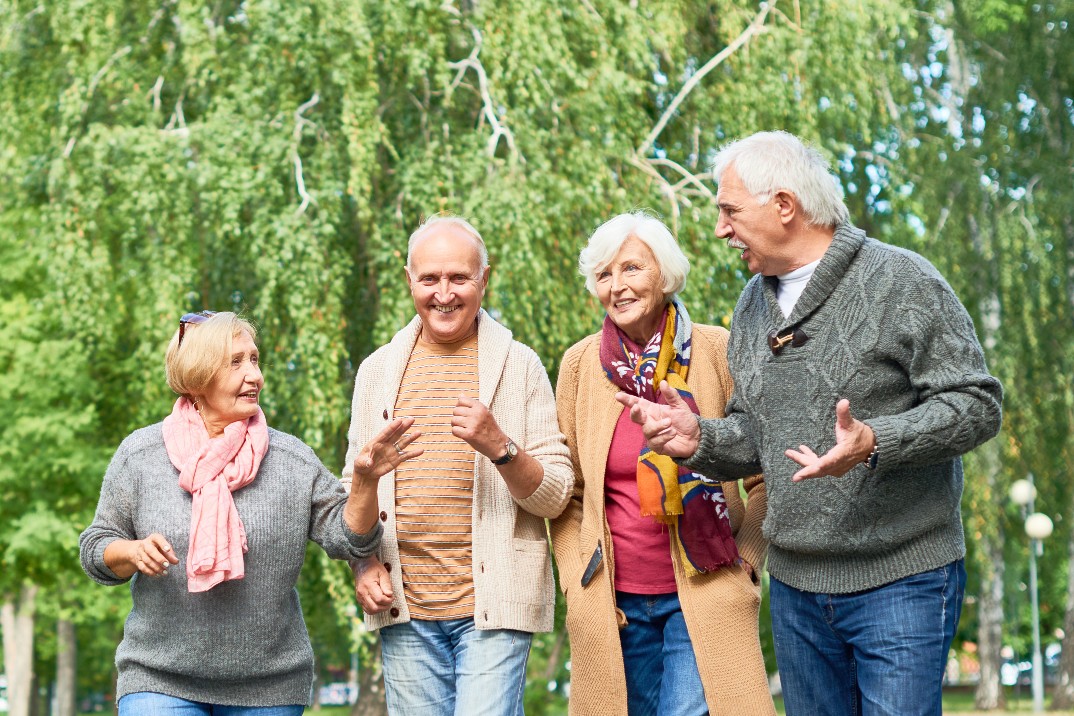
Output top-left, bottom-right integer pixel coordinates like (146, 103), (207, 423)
(1010, 479), (1036, 507)
(1025, 513), (1054, 541)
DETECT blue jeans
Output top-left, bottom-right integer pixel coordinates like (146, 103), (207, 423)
(118, 693), (303, 716)
(379, 617), (532, 716)
(617, 591), (708, 716)
(770, 560), (966, 716)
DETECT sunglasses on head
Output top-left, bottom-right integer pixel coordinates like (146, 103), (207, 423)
(178, 311), (218, 347)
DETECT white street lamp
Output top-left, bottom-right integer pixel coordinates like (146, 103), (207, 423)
(1010, 475), (1051, 713)
(1010, 479), (1036, 508)
(1026, 513), (1054, 541)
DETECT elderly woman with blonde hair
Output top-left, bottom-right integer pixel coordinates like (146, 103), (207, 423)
(551, 213), (775, 716)
(80, 311), (419, 715)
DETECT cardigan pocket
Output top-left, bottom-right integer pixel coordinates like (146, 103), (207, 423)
(580, 541), (604, 587)
(513, 537), (549, 554)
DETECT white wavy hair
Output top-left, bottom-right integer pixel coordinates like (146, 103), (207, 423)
(406, 215), (489, 270)
(711, 131), (849, 227)
(578, 211), (690, 298)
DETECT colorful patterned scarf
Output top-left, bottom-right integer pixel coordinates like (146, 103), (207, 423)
(600, 298), (739, 576)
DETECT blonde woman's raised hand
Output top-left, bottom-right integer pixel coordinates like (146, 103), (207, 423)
(352, 417), (423, 483)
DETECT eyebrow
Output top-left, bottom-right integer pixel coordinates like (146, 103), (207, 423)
(418, 271), (475, 279)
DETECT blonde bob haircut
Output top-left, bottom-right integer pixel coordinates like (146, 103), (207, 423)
(578, 211), (690, 299)
(164, 312), (258, 399)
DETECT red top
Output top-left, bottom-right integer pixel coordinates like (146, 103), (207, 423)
(604, 410), (678, 594)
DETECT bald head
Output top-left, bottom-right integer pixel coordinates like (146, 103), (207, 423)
(406, 216), (488, 272)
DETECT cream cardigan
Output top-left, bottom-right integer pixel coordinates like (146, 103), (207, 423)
(550, 324), (776, 716)
(342, 311), (573, 633)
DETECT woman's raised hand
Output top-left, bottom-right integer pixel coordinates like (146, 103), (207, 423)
(352, 416), (423, 482)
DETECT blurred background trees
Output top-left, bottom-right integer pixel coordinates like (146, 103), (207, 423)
(0, 0), (1070, 713)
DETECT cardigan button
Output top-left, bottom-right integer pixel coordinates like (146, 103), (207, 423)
(379, 511), (388, 522)
(382, 408), (389, 419)
(383, 562), (392, 573)
(389, 607), (400, 618)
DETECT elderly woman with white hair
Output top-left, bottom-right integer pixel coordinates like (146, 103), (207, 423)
(550, 213), (775, 716)
(80, 311), (419, 715)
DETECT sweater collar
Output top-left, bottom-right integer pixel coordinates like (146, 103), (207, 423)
(385, 309), (513, 408)
(763, 223), (866, 329)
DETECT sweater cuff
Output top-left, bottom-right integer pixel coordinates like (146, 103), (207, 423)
(863, 415), (900, 471)
(677, 414), (708, 470)
(88, 538), (128, 586)
(341, 516), (383, 559)
(515, 466), (571, 519)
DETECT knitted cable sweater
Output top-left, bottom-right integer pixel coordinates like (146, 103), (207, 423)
(79, 425), (382, 706)
(684, 223), (1003, 594)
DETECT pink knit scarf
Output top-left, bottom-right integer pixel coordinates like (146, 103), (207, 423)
(162, 397), (268, 593)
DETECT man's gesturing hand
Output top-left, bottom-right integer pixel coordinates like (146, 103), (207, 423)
(614, 381), (700, 458)
(785, 399), (876, 481)
(451, 395), (508, 459)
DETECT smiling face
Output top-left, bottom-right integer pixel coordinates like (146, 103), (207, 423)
(406, 224), (490, 344)
(595, 236), (667, 344)
(196, 330), (263, 435)
(715, 165), (795, 276)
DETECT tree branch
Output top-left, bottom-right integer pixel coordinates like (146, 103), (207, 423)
(447, 26), (524, 163)
(636, 2), (774, 157)
(292, 92), (321, 215)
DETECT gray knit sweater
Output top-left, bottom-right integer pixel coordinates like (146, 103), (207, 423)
(684, 224), (1003, 593)
(79, 424), (381, 706)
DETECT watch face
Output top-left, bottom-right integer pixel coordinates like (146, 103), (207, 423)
(506, 440), (518, 458)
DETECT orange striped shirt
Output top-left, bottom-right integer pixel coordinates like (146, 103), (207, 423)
(394, 334), (478, 619)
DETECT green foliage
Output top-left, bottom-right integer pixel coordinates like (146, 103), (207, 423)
(1, 0), (1072, 706)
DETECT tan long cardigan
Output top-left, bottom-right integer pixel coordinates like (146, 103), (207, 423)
(550, 324), (776, 716)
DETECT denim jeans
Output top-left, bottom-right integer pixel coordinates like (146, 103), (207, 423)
(770, 560), (966, 716)
(117, 693), (303, 716)
(379, 617), (532, 716)
(617, 591), (708, 716)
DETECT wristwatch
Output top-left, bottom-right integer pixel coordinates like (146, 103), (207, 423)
(492, 439), (519, 466)
(863, 441), (880, 470)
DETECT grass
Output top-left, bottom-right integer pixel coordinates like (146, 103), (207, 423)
(297, 688), (1074, 715)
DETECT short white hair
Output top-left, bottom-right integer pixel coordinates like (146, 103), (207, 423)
(578, 212), (690, 298)
(406, 215), (489, 270)
(712, 131), (849, 227)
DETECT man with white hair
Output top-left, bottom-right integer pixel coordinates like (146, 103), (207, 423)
(618, 131), (1003, 716)
(342, 216), (572, 716)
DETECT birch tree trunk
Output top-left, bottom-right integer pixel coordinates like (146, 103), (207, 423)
(352, 635), (387, 716)
(1, 584), (39, 716)
(53, 618), (77, 716)
(976, 529), (1006, 710)
(1050, 523), (1074, 708)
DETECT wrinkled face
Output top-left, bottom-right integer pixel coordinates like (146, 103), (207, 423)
(198, 331), (263, 425)
(406, 225), (490, 344)
(715, 165), (790, 276)
(595, 236), (666, 344)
